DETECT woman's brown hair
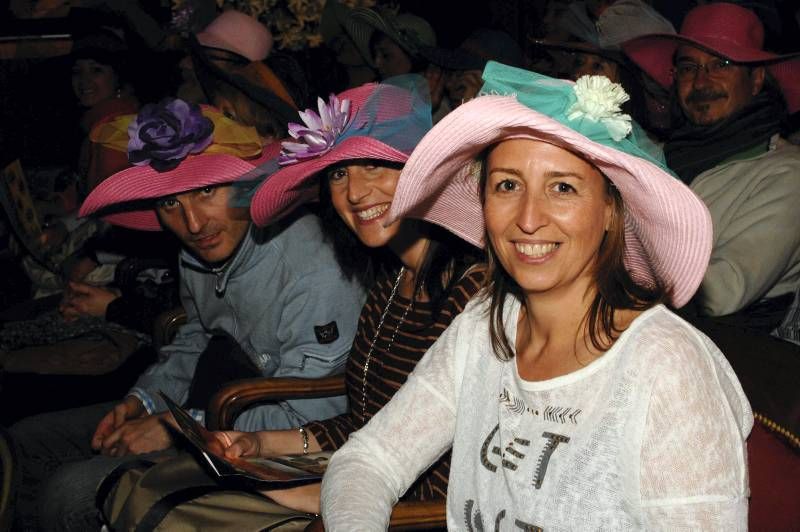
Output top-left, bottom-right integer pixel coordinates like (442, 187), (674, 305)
(480, 147), (667, 361)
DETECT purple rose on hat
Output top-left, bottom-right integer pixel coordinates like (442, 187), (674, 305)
(127, 98), (214, 172)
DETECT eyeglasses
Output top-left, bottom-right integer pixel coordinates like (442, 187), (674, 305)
(671, 58), (735, 81)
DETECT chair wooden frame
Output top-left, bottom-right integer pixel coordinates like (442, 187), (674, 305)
(207, 377), (447, 530)
(156, 305), (446, 529)
(207, 376), (346, 431)
(152, 307), (188, 351)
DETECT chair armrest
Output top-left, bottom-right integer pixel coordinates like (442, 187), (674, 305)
(388, 500), (447, 530)
(207, 375), (347, 431)
(151, 306), (186, 350)
(303, 500), (447, 531)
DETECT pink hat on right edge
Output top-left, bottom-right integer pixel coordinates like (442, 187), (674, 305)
(196, 10), (274, 62)
(387, 62), (713, 308)
(621, 2), (800, 113)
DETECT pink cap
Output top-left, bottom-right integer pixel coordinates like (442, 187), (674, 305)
(196, 10), (273, 62)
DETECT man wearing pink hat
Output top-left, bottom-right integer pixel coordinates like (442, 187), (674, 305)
(7, 99), (365, 531)
(624, 3), (800, 336)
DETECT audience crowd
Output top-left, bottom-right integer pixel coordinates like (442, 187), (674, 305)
(0, 1), (798, 530)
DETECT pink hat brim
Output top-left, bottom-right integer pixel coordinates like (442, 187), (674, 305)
(622, 33), (800, 113)
(80, 154), (257, 231)
(387, 96), (713, 308)
(250, 136), (410, 227)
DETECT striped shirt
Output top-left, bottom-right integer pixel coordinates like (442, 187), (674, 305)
(306, 265), (485, 500)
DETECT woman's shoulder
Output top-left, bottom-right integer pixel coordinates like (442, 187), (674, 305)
(621, 305), (723, 365)
(622, 306), (750, 410)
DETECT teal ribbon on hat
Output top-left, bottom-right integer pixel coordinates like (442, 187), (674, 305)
(335, 73), (432, 152)
(478, 61), (672, 174)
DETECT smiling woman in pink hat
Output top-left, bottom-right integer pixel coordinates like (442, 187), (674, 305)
(320, 63), (752, 530)
(205, 74), (485, 514)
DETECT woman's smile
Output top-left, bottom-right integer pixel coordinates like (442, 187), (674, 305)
(354, 203), (391, 224)
(484, 139), (611, 296)
(513, 241), (560, 262)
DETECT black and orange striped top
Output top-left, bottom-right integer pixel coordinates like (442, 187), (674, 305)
(306, 265), (485, 501)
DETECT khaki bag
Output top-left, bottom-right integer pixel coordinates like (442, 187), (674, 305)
(97, 454), (315, 532)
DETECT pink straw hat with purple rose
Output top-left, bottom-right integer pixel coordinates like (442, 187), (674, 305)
(387, 62), (713, 307)
(622, 2), (800, 113)
(248, 74), (432, 227)
(79, 98), (268, 231)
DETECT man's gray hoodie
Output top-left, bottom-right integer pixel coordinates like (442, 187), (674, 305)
(130, 211), (365, 430)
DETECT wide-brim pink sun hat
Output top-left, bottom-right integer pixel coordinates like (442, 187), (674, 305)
(80, 154), (260, 231)
(387, 62), (713, 307)
(621, 2), (800, 113)
(79, 98), (265, 231)
(249, 74), (432, 227)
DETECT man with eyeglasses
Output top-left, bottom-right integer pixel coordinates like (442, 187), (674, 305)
(623, 3), (800, 339)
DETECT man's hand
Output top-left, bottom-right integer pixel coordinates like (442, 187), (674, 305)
(60, 281), (121, 320)
(97, 412), (176, 457)
(91, 396), (146, 451)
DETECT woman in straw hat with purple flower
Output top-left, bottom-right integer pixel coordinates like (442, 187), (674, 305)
(321, 63), (752, 530)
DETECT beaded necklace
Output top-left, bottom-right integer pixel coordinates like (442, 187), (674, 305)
(361, 266), (414, 420)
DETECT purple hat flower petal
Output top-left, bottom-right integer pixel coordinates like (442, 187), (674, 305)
(334, 99), (350, 131)
(301, 132), (330, 149)
(298, 109), (323, 132)
(190, 133), (214, 155)
(127, 98), (215, 172)
(319, 97), (334, 131)
(278, 95), (352, 166)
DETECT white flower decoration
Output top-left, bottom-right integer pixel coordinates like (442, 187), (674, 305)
(566, 75), (632, 141)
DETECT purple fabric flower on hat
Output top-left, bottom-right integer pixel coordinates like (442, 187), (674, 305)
(127, 98), (214, 172)
(279, 95), (351, 165)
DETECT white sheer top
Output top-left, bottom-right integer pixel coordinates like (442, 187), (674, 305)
(321, 296), (753, 531)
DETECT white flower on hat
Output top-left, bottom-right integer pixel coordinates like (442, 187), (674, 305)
(567, 75), (632, 141)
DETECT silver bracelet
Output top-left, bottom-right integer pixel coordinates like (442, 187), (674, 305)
(298, 426), (309, 455)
